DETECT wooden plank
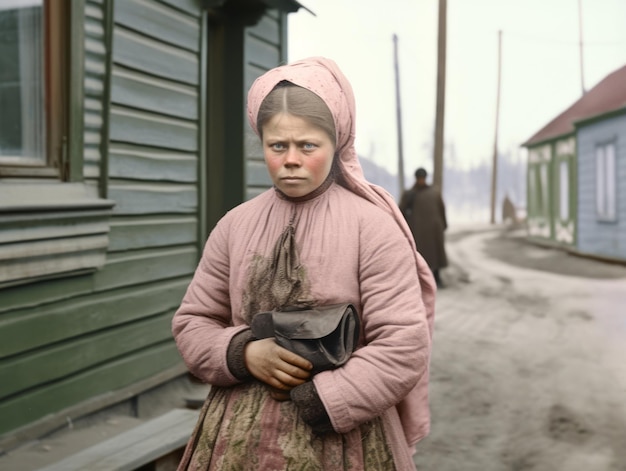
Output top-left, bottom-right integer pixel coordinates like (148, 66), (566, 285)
(244, 126), (263, 157)
(0, 212), (109, 245)
(0, 278), (189, 357)
(244, 61), (270, 91)
(109, 145), (197, 182)
(111, 68), (197, 119)
(84, 146), (101, 166)
(108, 216), (197, 251)
(157, 0), (201, 16)
(0, 235), (109, 286)
(0, 251), (106, 287)
(85, 56), (106, 75)
(86, 36), (106, 56)
(0, 276), (94, 315)
(0, 312), (174, 399)
(93, 246), (197, 290)
(108, 182), (197, 215)
(0, 235), (108, 261)
(246, 34), (281, 71)
(85, 109), (103, 129)
(85, 97), (104, 113)
(246, 160), (272, 187)
(247, 14), (280, 45)
(109, 107), (197, 151)
(86, 1), (104, 20)
(0, 343), (182, 436)
(85, 75), (104, 95)
(85, 16), (105, 40)
(38, 409), (198, 471)
(84, 129), (102, 146)
(112, 28), (198, 85)
(88, 411), (193, 471)
(0, 180), (112, 212)
(115, 0), (200, 51)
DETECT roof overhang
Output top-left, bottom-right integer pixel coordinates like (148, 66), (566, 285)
(202, 0), (313, 15)
(263, 0), (314, 15)
(202, 0), (314, 25)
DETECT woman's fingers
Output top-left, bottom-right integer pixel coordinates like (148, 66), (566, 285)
(277, 348), (313, 373)
(244, 338), (312, 387)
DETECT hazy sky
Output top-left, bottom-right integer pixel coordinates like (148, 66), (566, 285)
(288, 0), (626, 176)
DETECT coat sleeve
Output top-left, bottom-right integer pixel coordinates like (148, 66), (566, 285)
(438, 190), (448, 231)
(398, 189), (413, 219)
(171, 215), (248, 386)
(312, 209), (431, 434)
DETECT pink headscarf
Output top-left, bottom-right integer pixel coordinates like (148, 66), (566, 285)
(246, 56), (436, 333)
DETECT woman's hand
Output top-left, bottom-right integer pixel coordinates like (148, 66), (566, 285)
(244, 338), (313, 400)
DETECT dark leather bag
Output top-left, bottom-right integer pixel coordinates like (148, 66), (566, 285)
(250, 303), (360, 374)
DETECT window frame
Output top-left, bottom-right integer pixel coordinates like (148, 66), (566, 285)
(0, 0), (68, 179)
(532, 162), (549, 218)
(0, 0), (113, 289)
(595, 141), (617, 222)
(558, 159), (569, 221)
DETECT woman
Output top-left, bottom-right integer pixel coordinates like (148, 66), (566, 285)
(172, 57), (436, 470)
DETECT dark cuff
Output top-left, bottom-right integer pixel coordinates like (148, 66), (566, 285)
(226, 329), (255, 382)
(291, 382), (334, 433)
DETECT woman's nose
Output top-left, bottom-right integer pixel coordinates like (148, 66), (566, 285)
(283, 146), (301, 167)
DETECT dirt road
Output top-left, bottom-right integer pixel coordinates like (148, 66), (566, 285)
(414, 227), (626, 471)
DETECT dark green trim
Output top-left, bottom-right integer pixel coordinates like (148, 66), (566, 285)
(522, 131), (575, 149)
(206, 18), (246, 231)
(68, 0), (86, 182)
(198, 10), (208, 244)
(279, 11), (288, 62)
(222, 25), (246, 212)
(264, 0), (311, 14)
(571, 150), (578, 246)
(99, 0), (115, 198)
(206, 19), (225, 232)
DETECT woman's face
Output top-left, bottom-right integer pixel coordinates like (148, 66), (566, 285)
(262, 113), (336, 198)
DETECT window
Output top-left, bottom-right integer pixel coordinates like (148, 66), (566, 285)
(0, 0), (113, 288)
(528, 166), (536, 213)
(0, 0), (66, 177)
(559, 160), (569, 220)
(595, 142), (616, 221)
(539, 163), (548, 216)
(531, 163), (549, 217)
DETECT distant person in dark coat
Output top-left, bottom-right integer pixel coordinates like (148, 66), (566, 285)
(399, 167), (448, 287)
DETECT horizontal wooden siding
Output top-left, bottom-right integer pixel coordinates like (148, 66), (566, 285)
(0, 0), (202, 439)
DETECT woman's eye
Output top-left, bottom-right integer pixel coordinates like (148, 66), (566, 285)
(270, 143), (285, 151)
(303, 143), (316, 150)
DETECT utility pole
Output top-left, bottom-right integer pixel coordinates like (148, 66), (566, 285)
(433, 0), (447, 191)
(578, 0), (586, 95)
(393, 34), (406, 195)
(490, 30), (502, 224)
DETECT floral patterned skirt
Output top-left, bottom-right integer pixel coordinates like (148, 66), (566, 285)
(177, 382), (396, 471)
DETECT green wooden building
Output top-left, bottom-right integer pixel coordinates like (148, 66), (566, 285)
(523, 65), (626, 256)
(523, 136), (577, 246)
(0, 0), (306, 451)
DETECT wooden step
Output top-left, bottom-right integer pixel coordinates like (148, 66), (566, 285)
(37, 408), (198, 471)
